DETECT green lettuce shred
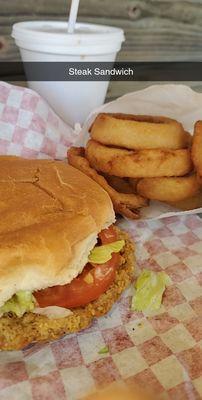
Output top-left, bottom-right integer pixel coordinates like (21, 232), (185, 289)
(88, 240), (125, 264)
(131, 269), (170, 312)
(98, 346), (109, 354)
(0, 291), (35, 317)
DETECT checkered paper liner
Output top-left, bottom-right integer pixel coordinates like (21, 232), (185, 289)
(0, 81), (77, 159)
(0, 82), (201, 399)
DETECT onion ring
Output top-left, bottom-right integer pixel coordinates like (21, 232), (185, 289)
(168, 190), (202, 211)
(191, 120), (202, 182)
(103, 175), (134, 194)
(136, 175), (200, 202)
(90, 113), (191, 150)
(86, 140), (193, 178)
(128, 178), (139, 192)
(67, 147), (148, 219)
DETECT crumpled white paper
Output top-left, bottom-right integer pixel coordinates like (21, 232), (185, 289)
(77, 84), (202, 220)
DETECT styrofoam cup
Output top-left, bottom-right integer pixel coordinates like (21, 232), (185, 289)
(12, 21), (125, 127)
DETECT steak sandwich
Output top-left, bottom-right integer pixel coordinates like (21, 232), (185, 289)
(0, 156), (134, 350)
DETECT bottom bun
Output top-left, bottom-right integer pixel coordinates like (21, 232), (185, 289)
(0, 228), (134, 350)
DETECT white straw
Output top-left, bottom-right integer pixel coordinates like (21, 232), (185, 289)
(68, 0), (80, 34)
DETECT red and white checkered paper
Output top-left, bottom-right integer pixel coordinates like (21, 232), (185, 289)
(0, 82), (201, 400)
(0, 81), (77, 159)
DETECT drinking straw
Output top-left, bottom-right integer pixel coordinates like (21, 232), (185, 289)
(68, 0), (80, 33)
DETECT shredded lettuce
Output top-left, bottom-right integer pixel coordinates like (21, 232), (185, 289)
(0, 291), (35, 317)
(131, 269), (170, 312)
(88, 240), (125, 264)
(98, 346), (109, 354)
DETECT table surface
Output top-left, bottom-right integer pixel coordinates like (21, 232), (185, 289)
(0, 0), (202, 99)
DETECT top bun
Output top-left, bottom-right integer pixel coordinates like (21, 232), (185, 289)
(0, 156), (115, 307)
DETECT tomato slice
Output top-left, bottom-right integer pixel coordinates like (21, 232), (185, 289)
(34, 225), (119, 309)
(99, 225), (117, 244)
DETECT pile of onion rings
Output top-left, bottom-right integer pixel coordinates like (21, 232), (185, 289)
(67, 113), (202, 219)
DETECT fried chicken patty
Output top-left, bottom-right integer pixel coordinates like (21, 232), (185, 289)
(0, 229), (135, 351)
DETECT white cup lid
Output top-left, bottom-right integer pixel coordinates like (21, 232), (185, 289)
(12, 21), (125, 49)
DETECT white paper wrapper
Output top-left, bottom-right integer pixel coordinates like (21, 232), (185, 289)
(77, 84), (202, 220)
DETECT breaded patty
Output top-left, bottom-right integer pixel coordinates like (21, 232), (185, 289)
(0, 229), (135, 350)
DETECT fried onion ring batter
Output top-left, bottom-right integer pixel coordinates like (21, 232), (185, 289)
(67, 147), (147, 219)
(90, 113), (191, 150)
(104, 175), (135, 194)
(86, 140), (193, 178)
(192, 120), (202, 182)
(168, 190), (202, 210)
(136, 175), (200, 202)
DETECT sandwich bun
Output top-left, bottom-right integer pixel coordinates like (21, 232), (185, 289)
(0, 156), (115, 308)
